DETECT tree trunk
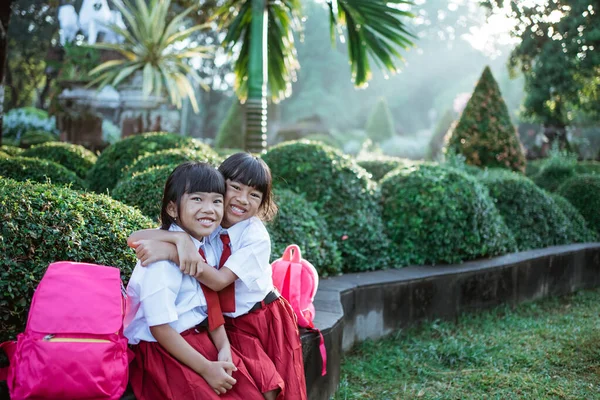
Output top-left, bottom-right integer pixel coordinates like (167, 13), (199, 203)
(244, 0), (268, 153)
(0, 0), (15, 147)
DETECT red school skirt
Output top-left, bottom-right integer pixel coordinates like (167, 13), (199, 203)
(225, 297), (307, 400)
(129, 328), (264, 400)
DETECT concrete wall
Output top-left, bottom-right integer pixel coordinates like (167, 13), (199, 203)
(303, 243), (600, 400)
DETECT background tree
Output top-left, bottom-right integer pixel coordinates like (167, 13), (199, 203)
(365, 97), (396, 143)
(0, 0), (17, 144)
(446, 66), (526, 172)
(214, 99), (244, 149)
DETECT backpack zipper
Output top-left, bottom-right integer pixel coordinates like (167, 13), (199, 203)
(43, 334), (110, 343)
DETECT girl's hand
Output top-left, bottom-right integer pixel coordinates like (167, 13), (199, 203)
(175, 236), (204, 276)
(217, 346), (235, 375)
(133, 240), (173, 266)
(199, 361), (237, 395)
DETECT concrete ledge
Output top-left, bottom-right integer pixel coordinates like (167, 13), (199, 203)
(302, 243), (600, 400)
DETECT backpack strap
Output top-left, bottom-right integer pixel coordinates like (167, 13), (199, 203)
(0, 341), (16, 381)
(306, 327), (327, 376)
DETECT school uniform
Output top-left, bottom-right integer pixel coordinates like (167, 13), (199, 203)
(124, 224), (264, 400)
(206, 217), (307, 400)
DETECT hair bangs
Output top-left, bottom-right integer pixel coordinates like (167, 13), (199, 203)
(219, 153), (268, 193)
(184, 166), (226, 197)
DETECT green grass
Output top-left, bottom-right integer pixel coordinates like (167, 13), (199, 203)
(334, 289), (600, 399)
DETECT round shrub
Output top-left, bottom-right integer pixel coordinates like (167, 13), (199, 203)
(550, 194), (597, 242)
(532, 164), (576, 192)
(0, 178), (153, 341)
(1, 145), (23, 157)
(0, 151), (9, 158)
(557, 174), (600, 235)
(22, 142), (98, 179)
(124, 148), (219, 178)
(112, 165), (175, 220)
(480, 169), (572, 250)
(0, 156), (86, 190)
(575, 161), (600, 175)
(19, 130), (58, 148)
(380, 165), (516, 265)
(262, 140), (393, 272)
(525, 159), (544, 177)
(87, 132), (214, 193)
(267, 189), (343, 277)
(357, 156), (414, 181)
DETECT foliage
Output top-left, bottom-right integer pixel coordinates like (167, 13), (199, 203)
(446, 67), (526, 172)
(22, 142), (98, 179)
(86, 132), (212, 193)
(483, 0), (600, 126)
(88, 0), (210, 112)
(357, 156), (413, 181)
(267, 188), (342, 277)
(262, 140), (393, 272)
(214, 100), (244, 149)
(19, 130), (58, 148)
(427, 109), (455, 161)
(57, 42), (101, 82)
(365, 98), (396, 143)
(0, 151), (9, 158)
(525, 159), (545, 177)
(2, 107), (57, 139)
(550, 194), (597, 242)
(575, 161), (600, 176)
(124, 147), (219, 178)
(112, 165), (175, 220)
(480, 169), (572, 250)
(334, 288), (600, 399)
(532, 147), (578, 192)
(0, 156), (86, 189)
(0, 145), (23, 157)
(557, 174), (600, 235)
(0, 178), (153, 341)
(102, 120), (121, 145)
(380, 164), (516, 265)
(380, 133), (430, 160)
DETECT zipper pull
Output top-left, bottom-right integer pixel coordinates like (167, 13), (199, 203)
(43, 334), (55, 341)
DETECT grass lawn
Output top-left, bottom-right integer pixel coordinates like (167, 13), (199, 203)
(334, 288), (600, 399)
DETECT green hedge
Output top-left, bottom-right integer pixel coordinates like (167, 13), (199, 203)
(87, 132), (213, 193)
(267, 188), (342, 277)
(0, 151), (9, 158)
(112, 165), (175, 220)
(19, 130), (58, 148)
(380, 165), (516, 265)
(123, 148), (218, 178)
(480, 169), (572, 250)
(0, 156), (86, 190)
(557, 174), (600, 235)
(575, 161), (600, 175)
(357, 156), (414, 181)
(1, 145), (23, 157)
(0, 178), (153, 341)
(22, 142), (98, 179)
(525, 159), (544, 177)
(262, 141), (393, 272)
(550, 194), (597, 242)
(532, 164), (576, 192)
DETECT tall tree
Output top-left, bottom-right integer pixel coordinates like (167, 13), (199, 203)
(217, 0), (415, 152)
(0, 0), (18, 145)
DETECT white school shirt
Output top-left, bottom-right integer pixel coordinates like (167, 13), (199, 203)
(205, 217), (274, 318)
(123, 225), (218, 345)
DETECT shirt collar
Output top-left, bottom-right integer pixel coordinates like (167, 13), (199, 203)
(168, 224), (205, 250)
(215, 217), (254, 244)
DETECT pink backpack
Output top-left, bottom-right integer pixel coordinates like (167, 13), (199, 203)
(271, 245), (327, 375)
(0, 261), (131, 400)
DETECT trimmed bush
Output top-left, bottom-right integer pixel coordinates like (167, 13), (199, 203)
(267, 189), (342, 277)
(446, 66), (526, 172)
(19, 130), (58, 148)
(525, 159), (545, 177)
(532, 148), (578, 192)
(558, 174), (600, 235)
(380, 165), (516, 265)
(1, 145), (23, 157)
(480, 169), (572, 250)
(262, 141), (393, 272)
(0, 156), (86, 190)
(215, 100), (244, 149)
(357, 156), (414, 181)
(112, 165), (174, 219)
(0, 178), (153, 341)
(550, 194), (597, 242)
(427, 109), (455, 161)
(575, 161), (600, 175)
(87, 132), (213, 193)
(365, 98), (396, 143)
(0, 151), (9, 158)
(22, 142), (98, 179)
(124, 148), (219, 178)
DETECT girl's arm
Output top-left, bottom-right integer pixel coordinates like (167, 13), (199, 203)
(150, 324), (237, 394)
(208, 325), (235, 374)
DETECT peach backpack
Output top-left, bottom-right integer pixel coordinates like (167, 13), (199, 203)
(271, 245), (326, 375)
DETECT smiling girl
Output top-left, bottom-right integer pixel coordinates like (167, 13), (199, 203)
(129, 153), (307, 399)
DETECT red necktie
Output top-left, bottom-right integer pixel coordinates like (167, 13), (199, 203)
(218, 233), (236, 313)
(198, 247), (224, 330)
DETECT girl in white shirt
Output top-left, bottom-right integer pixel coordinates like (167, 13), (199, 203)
(124, 162), (268, 400)
(129, 153), (307, 400)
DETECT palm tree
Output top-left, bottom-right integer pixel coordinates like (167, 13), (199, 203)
(88, 0), (211, 113)
(217, 0), (415, 152)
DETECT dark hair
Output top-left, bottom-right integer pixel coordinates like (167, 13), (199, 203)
(218, 152), (277, 221)
(160, 162), (226, 230)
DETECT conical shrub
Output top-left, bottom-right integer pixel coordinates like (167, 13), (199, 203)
(446, 66), (526, 172)
(365, 97), (396, 143)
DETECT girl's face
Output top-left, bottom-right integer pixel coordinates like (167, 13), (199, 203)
(222, 179), (263, 228)
(167, 191), (223, 240)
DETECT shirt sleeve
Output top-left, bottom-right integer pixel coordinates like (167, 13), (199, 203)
(224, 223), (271, 291)
(139, 260), (183, 327)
